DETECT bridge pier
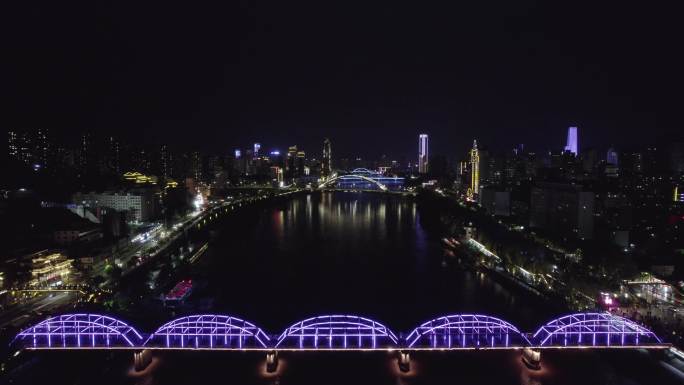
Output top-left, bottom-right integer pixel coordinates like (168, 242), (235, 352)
(397, 351), (411, 373)
(266, 350), (279, 373)
(133, 349), (152, 372)
(521, 347), (541, 370)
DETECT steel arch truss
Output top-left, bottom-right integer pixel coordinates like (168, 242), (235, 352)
(319, 175), (388, 191)
(14, 313), (143, 349)
(145, 315), (270, 349)
(532, 313), (663, 347)
(276, 315), (398, 350)
(406, 315), (529, 349)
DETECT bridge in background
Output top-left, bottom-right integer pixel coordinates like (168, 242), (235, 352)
(12, 312), (668, 372)
(318, 169), (405, 191)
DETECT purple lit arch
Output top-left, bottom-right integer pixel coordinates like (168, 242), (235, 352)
(532, 313), (662, 347)
(14, 314), (143, 348)
(145, 315), (270, 349)
(406, 314), (529, 349)
(276, 315), (398, 350)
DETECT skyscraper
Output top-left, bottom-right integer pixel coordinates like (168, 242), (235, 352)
(418, 134), (429, 174)
(79, 132), (92, 174)
(322, 138), (332, 177)
(35, 128), (49, 168)
(107, 137), (121, 174)
(606, 147), (619, 166)
(8, 131), (18, 158)
(468, 140), (480, 200)
(160, 144), (169, 179)
(564, 126), (578, 156)
(286, 145), (298, 179)
(254, 143), (261, 157)
(296, 151), (306, 177)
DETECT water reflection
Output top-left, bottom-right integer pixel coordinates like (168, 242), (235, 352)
(203, 192), (559, 333)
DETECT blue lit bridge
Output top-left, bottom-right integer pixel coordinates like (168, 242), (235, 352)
(12, 312), (667, 372)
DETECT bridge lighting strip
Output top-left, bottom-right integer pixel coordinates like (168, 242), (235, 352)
(14, 312), (667, 350)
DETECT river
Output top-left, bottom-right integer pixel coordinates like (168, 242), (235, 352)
(8, 192), (684, 385)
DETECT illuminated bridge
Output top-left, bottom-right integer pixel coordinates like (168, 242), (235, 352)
(318, 168), (405, 191)
(12, 312), (667, 372)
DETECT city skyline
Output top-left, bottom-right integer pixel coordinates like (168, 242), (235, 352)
(3, 2), (684, 383)
(8, 125), (673, 168)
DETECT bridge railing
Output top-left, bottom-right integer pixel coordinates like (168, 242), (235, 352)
(532, 313), (663, 347)
(405, 314), (531, 349)
(275, 315), (399, 350)
(144, 314), (270, 349)
(13, 313), (144, 349)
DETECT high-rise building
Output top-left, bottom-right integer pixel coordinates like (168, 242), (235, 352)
(254, 143), (261, 157)
(8, 131), (19, 158)
(79, 132), (92, 174)
(468, 140), (480, 200)
(160, 144), (169, 179)
(35, 128), (49, 168)
(191, 151), (202, 181)
(530, 182), (594, 240)
(418, 134), (429, 174)
(286, 146), (298, 179)
(8, 130), (34, 165)
(108, 137), (121, 174)
(322, 138), (332, 177)
(607, 147), (619, 166)
(564, 126), (578, 156)
(296, 151), (306, 177)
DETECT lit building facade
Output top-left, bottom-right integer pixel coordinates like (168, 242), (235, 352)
(73, 190), (157, 223)
(564, 126), (578, 156)
(675, 186), (684, 202)
(29, 251), (73, 287)
(418, 134), (429, 174)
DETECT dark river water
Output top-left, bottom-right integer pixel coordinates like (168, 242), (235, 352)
(8, 192), (684, 385)
(199, 191), (559, 333)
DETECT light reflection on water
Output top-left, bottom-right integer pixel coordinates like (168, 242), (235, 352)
(203, 192), (560, 332)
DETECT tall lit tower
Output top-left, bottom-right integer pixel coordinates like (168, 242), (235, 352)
(322, 138), (332, 177)
(254, 143), (261, 157)
(418, 134), (429, 174)
(468, 140), (480, 200)
(606, 147), (619, 166)
(564, 126), (578, 156)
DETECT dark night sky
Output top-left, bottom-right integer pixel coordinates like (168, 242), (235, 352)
(5, 1), (684, 158)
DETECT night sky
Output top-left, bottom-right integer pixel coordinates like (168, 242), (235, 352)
(5, 1), (684, 158)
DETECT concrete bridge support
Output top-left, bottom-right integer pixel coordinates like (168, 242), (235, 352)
(133, 349), (152, 372)
(521, 347), (541, 370)
(266, 350), (279, 373)
(398, 351), (411, 373)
